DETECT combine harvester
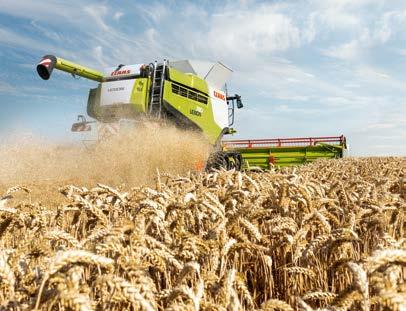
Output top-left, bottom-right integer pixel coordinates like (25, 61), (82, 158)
(36, 55), (347, 170)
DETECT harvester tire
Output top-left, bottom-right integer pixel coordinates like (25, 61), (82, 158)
(205, 151), (227, 171)
(205, 151), (242, 171)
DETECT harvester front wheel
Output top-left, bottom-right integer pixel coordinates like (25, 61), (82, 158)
(205, 151), (242, 171)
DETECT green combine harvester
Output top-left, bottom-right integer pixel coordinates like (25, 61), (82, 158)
(36, 55), (347, 170)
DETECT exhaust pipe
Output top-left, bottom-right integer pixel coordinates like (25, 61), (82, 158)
(37, 55), (57, 80)
(36, 55), (104, 82)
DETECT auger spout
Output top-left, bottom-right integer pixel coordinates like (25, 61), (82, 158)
(36, 55), (104, 82)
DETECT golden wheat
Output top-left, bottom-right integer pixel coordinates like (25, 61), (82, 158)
(0, 157), (404, 310)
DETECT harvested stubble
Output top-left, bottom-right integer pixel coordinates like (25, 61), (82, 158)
(0, 157), (405, 310)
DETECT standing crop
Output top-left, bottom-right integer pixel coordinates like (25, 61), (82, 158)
(0, 157), (404, 310)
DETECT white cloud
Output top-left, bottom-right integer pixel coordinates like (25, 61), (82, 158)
(367, 123), (396, 130)
(0, 0), (71, 21)
(135, 2), (169, 24)
(30, 20), (62, 41)
(204, 7), (301, 61)
(0, 81), (15, 93)
(324, 96), (372, 108)
(344, 83), (361, 89)
(322, 40), (362, 61)
(92, 46), (106, 67)
(0, 0), (114, 34)
(353, 65), (406, 92)
(373, 10), (406, 43)
(306, 3), (406, 63)
(313, 0), (384, 10)
(0, 27), (65, 53)
(113, 12), (124, 21)
(275, 104), (322, 115)
(84, 5), (109, 32)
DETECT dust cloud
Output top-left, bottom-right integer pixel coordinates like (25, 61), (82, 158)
(0, 124), (211, 188)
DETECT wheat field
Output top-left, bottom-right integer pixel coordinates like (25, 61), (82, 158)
(0, 157), (404, 310)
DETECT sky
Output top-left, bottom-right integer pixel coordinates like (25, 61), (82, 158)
(0, 0), (405, 156)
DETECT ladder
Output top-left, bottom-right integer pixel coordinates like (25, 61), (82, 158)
(149, 60), (167, 118)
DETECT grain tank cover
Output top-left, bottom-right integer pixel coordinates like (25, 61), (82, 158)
(205, 62), (233, 89)
(169, 60), (233, 89)
(169, 60), (198, 75)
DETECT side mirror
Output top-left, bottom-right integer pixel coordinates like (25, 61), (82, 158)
(236, 97), (243, 109)
(226, 94), (244, 108)
(71, 122), (92, 132)
(71, 115), (94, 132)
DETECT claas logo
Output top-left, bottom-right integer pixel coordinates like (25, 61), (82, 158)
(111, 69), (131, 76)
(213, 90), (225, 101)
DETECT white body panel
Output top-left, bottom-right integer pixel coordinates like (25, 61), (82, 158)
(209, 86), (229, 129)
(100, 79), (135, 106)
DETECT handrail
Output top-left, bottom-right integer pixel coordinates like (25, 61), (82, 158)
(223, 135), (346, 148)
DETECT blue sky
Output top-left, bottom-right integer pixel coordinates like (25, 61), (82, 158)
(0, 0), (405, 155)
